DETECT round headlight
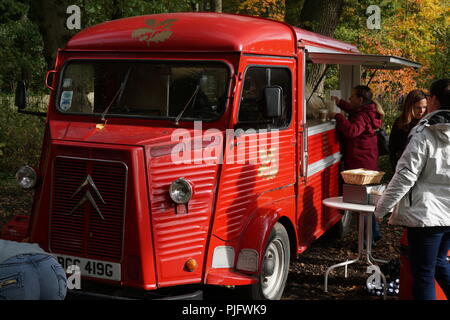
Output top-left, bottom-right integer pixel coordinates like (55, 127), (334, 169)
(169, 178), (193, 204)
(16, 165), (37, 189)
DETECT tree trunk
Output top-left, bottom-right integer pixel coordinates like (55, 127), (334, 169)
(110, 0), (124, 20)
(29, 0), (74, 70)
(285, 0), (305, 26)
(211, 0), (222, 12)
(299, 0), (344, 36)
(200, 0), (222, 12)
(298, 0), (345, 88)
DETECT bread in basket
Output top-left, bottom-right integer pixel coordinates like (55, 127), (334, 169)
(341, 168), (385, 185)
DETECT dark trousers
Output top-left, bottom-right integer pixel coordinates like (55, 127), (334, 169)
(363, 215), (381, 244)
(407, 226), (450, 300)
(372, 215), (381, 242)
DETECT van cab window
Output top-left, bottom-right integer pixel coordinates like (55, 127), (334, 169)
(238, 67), (292, 130)
(57, 61), (230, 122)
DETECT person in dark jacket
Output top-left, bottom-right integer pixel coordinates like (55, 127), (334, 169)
(330, 85), (384, 242)
(389, 89), (428, 171)
(331, 85), (383, 171)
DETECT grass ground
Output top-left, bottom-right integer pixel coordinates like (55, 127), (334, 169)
(0, 173), (34, 227)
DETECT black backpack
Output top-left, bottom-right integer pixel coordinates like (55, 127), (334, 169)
(377, 128), (390, 156)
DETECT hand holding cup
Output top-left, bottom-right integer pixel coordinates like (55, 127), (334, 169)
(331, 96), (340, 104)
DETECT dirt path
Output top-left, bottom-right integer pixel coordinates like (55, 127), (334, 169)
(282, 221), (402, 300)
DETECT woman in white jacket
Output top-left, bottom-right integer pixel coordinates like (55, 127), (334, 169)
(375, 78), (450, 300)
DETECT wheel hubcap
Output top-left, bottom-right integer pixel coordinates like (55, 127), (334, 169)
(261, 239), (285, 299)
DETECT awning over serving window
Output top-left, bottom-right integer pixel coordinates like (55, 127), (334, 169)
(307, 52), (421, 70)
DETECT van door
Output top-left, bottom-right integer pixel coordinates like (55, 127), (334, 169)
(212, 56), (297, 242)
(295, 49), (342, 251)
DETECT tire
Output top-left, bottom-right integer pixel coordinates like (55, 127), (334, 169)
(330, 210), (353, 239)
(240, 222), (290, 300)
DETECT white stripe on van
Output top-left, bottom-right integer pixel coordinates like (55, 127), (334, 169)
(307, 152), (342, 177)
(307, 121), (336, 136)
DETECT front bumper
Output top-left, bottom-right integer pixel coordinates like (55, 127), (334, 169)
(65, 282), (203, 300)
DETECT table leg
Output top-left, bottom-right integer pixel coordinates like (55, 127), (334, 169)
(345, 261), (348, 278)
(380, 269), (388, 300)
(324, 213), (364, 292)
(324, 257), (360, 292)
(365, 214), (373, 264)
(324, 211), (389, 300)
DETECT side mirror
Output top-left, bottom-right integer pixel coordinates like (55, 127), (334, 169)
(263, 86), (282, 118)
(15, 80), (27, 110)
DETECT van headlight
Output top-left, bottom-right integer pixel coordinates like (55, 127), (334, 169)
(169, 178), (193, 204)
(16, 165), (37, 189)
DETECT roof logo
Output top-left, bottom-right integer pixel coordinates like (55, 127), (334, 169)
(131, 18), (177, 47)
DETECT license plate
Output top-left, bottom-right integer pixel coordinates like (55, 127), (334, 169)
(54, 254), (121, 281)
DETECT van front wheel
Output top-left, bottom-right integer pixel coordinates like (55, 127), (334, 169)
(241, 222), (290, 300)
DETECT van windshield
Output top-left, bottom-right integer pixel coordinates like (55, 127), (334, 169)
(57, 61), (230, 122)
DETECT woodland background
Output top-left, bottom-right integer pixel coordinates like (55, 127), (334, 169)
(0, 0), (449, 173)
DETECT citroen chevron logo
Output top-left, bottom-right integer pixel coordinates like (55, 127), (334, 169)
(69, 175), (106, 220)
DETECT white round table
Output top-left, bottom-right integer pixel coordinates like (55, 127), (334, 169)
(323, 197), (376, 213)
(323, 197), (388, 299)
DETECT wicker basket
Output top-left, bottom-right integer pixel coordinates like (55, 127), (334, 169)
(341, 168), (385, 185)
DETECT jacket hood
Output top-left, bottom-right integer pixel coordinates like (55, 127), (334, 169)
(414, 110), (450, 142)
(359, 103), (382, 130)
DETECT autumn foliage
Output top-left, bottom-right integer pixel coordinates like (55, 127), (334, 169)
(332, 0), (449, 127)
(226, 0), (448, 104)
(358, 0), (448, 98)
(226, 0), (286, 21)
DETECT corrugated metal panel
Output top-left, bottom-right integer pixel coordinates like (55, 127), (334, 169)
(213, 129), (296, 240)
(149, 152), (219, 283)
(307, 128), (340, 164)
(297, 162), (340, 248)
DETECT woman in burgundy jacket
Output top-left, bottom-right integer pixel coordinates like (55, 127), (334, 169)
(331, 85), (384, 242)
(331, 85), (383, 171)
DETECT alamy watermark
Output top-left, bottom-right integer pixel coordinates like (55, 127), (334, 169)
(366, 5), (381, 30)
(169, 121), (280, 175)
(66, 5), (81, 30)
(366, 265), (383, 290)
(64, 4), (382, 31)
(66, 265), (81, 290)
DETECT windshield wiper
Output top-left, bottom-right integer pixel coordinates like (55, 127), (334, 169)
(174, 84), (200, 125)
(101, 67), (132, 122)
